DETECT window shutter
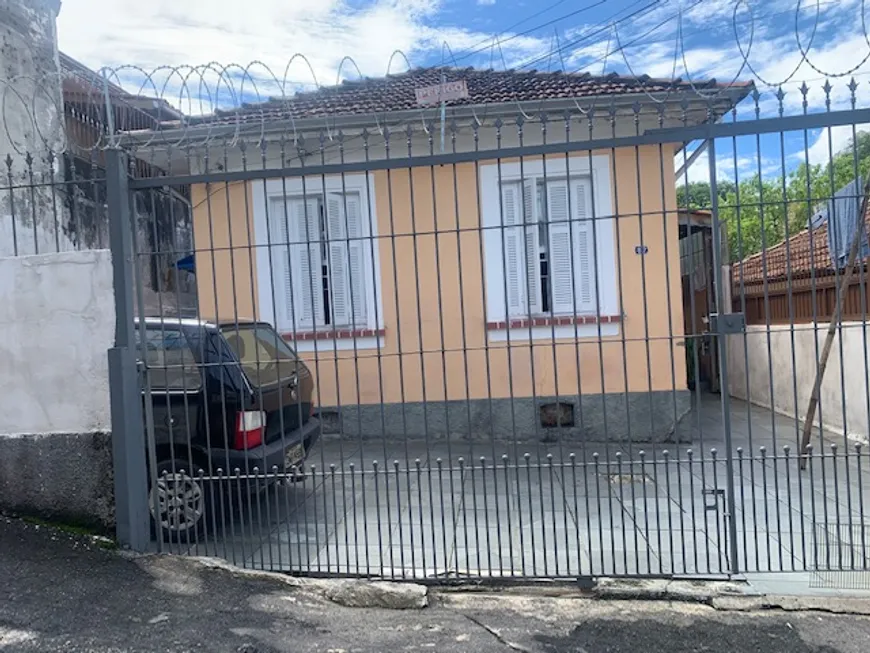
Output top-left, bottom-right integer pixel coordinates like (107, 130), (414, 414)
(574, 180), (596, 313)
(522, 179), (542, 315)
(344, 193), (368, 327)
(290, 198), (323, 329)
(325, 194), (350, 327)
(501, 183), (526, 316)
(269, 198), (294, 328)
(546, 181), (575, 314)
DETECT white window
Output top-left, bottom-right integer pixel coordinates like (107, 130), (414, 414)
(499, 177), (596, 316)
(254, 176), (382, 348)
(269, 192), (369, 329)
(480, 157), (618, 335)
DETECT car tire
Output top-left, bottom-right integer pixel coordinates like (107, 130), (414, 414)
(149, 458), (210, 542)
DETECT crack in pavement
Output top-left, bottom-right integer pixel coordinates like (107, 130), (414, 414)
(462, 612), (533, 653)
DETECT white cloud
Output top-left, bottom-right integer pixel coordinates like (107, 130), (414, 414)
(53, 0), (870, 127)
(564, 0), (870, 116)
(806, 126), (870, 168)
(477, 0), (497, 5)
(676, 147), (781, 186)
(56, 0), (548, 110)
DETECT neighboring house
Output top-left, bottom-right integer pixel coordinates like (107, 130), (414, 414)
(129, 67), (751, 442)
(733, 202), (870, 324)
(728, 196), (870, 442)
(60, 53), (196, 314)
(679, 209), (723, 393)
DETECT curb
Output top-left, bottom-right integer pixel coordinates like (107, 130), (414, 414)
(187, 556), (429, 609)
(180, 556), (870, 615)
(591, 578), (750, 603)
(748, 595), (870, 615)
(587, 579), (870, 615)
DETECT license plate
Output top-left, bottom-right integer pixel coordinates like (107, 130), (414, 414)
(285, 443), (305, 469)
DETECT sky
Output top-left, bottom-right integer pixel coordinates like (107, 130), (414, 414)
(55, 0), (870, 185)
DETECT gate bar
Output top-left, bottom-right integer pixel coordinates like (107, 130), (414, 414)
(128, 108), (870, 190)
(707, 137), (740, 575)
(106, 148), (150, 551)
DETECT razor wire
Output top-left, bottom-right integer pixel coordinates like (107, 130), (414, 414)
(0, 0), (868, 156)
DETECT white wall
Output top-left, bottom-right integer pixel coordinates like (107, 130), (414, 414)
(0, 249), (114, 435)
(728, 323), (870, 443)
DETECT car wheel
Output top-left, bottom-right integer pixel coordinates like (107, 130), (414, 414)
(149, 459), (209, 541)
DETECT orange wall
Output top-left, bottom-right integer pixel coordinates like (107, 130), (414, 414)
(192, 145), (686, 407)
(191, 182), (258, 322)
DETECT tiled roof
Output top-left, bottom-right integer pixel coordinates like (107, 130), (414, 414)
(190, 66), (752, 125)
(733, 202), (870, 284)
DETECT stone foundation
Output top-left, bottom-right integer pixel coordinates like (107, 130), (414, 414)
(0, 432), (114, 530)
(318, 391), (693, 443)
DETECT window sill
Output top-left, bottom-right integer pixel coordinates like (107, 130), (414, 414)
(486, 315), (622, 330)
(281, 328), (385, 342)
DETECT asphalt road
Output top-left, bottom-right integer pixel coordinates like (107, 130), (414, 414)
(2, 516), (870, 652)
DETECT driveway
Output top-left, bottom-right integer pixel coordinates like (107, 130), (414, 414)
(161, 397), (870, 582)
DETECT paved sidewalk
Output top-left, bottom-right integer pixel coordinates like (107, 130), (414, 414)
(4, 516), (870, 652)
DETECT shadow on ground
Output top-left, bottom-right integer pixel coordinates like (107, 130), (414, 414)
(535, 617), (843, 653)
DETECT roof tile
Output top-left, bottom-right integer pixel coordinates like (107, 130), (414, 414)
(733, 202), (870, 284)
(189, 66), (751, 126)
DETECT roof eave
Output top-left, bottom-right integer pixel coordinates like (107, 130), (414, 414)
(119, 85), (751, 149)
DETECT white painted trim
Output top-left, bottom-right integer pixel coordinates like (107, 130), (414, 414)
(251, 175), (383, 351)
(479, 155), (618, 329)
(487, 323), (619, 343)
(292, 336), (383, 353)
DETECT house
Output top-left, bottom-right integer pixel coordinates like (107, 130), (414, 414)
(733, 201), (870, 324)
(127, 67), (751, 442)
(679, 209), (726, 393)
(59, 53), (196, 314)
(727, 187), (870, 442)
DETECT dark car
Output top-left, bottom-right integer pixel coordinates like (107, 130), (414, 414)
(134, 317), (320, 540)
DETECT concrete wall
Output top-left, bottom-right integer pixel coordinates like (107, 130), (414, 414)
(192, 145), (690, 442)
(727, 323), (870, 443)
(0, 249), (115, 526)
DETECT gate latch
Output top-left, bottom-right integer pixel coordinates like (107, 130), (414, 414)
(709, 312), (745, 335)
(702, 488), (726, 512)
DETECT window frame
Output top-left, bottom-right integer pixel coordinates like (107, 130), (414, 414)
(253, 175), (384, 352)
(479, 156), (619, 340)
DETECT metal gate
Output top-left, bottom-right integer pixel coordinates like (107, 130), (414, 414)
(104, 73), (870, 584)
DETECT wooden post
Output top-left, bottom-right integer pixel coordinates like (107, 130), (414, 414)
(799, 178), (870, 469)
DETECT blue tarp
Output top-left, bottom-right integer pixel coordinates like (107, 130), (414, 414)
(175, 254), (195, 273)
(825, 177), (868, 268)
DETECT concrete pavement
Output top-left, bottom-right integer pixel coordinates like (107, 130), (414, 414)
(4, 515), (870, 652)
(168, 398), (870, 581)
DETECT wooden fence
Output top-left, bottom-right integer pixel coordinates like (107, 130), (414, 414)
(734, 270), (870, 325)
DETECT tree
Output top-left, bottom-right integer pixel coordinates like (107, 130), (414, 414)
(787, 131), (870, 230)
(720, 175), (788, 263)
(706, 131), (870, 263)
(676, 180), (736, 210)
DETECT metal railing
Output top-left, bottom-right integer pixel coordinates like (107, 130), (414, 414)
(2, 48), (868, 585)
(96, 80), (870, 583)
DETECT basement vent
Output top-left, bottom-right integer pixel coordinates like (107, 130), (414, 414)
(540, 402), (574, 428)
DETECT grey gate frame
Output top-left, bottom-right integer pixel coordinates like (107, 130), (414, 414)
(109, 100), (870, 583)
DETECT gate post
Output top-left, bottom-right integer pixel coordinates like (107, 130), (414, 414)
(707, 137), (741, 575)
(106, 148), (149, 551)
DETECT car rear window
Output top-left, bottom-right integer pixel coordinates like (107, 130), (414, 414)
(136, 327), (203, 391)
(220, 324), (300, 387)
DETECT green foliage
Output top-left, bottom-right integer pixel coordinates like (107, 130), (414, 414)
(722, 175), (801, 263)
(676, 179), (735, 209)
(677, 132), (870, 263)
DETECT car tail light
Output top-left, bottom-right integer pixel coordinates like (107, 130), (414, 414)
(310, 403), (315, 418)
(233, 411), (266, 450)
